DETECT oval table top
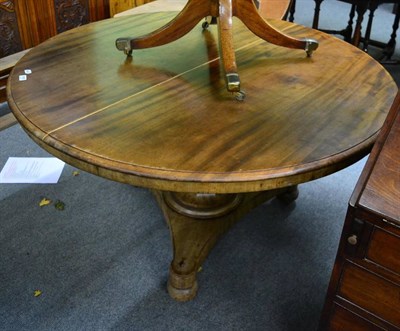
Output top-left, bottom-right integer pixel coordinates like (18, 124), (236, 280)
(7, 13), (398, 193)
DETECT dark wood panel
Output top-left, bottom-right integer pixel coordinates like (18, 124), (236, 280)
(367, 227), (400, 276)
(1, 0), (109, 57)
(28, 0), (57, 45)
(0, 0), (23, 57)
(328, 304), (384, 331)
(338, 263), (400, 327)
(89, 0), (109, 21)
(54, 0), (90, 33)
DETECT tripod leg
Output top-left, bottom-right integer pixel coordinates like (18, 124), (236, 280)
(234, 0), (318, 56)
(116, 0), (212, 55)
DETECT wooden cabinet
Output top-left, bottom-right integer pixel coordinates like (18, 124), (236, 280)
(319, 93), (400, 330)
(0, 0), (110, 58)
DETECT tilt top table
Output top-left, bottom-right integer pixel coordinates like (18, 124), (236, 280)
(7, 12), (397, 301)
(115, 0), (318, 96)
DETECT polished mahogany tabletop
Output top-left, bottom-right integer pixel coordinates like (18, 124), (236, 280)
(7, 13), (397, 193)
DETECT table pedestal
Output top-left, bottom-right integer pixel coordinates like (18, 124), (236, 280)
(153, 186), (298, 301)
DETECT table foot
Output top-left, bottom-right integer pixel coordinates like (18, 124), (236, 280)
(167, 266), (198, 301)
(153, 188), (291, 301)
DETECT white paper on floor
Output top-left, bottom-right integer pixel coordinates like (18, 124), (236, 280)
(0, 157), (65, 184)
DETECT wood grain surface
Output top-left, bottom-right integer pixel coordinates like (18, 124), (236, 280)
(114, 0), (292, 19)
(7, 13), (398, 193)
(358, 99), (400, 224)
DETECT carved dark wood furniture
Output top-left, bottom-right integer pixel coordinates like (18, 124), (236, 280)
(0, 0), (109, 58)
(7, 13), (397, 301)
(319, 91), (400, 329)
(312, 0), (400, 60)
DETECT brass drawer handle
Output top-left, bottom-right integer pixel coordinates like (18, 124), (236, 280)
(347, 235), (358, 245)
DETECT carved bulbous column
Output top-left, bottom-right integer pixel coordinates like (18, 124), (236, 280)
(153, 187), (297, 301)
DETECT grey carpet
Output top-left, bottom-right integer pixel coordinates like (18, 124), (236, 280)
(1, 1), (399, 330)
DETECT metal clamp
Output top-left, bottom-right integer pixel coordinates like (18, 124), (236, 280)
(304, 38), (319, 57)
(115, 38), (133, 56)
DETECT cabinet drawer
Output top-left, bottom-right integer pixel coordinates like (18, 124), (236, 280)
(328, 304), (384, 330)
(338, 263), (400, 327)
(367, 227), (400, 276)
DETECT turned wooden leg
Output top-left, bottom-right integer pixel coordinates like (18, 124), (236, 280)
(343, 5), (355, 43)
(363, 3), (378, 52)
(116, 0), (213, 55)
(352, 4), (367, 47)
(153, 189), (288, 301)
(287, 0), (296, 22)
(312, 0), (323, 29)
(235, 0), (318, 56)
(218, 0), (241, 94)
(202, 29), (221, 89)
(382, 4), (400, 61)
